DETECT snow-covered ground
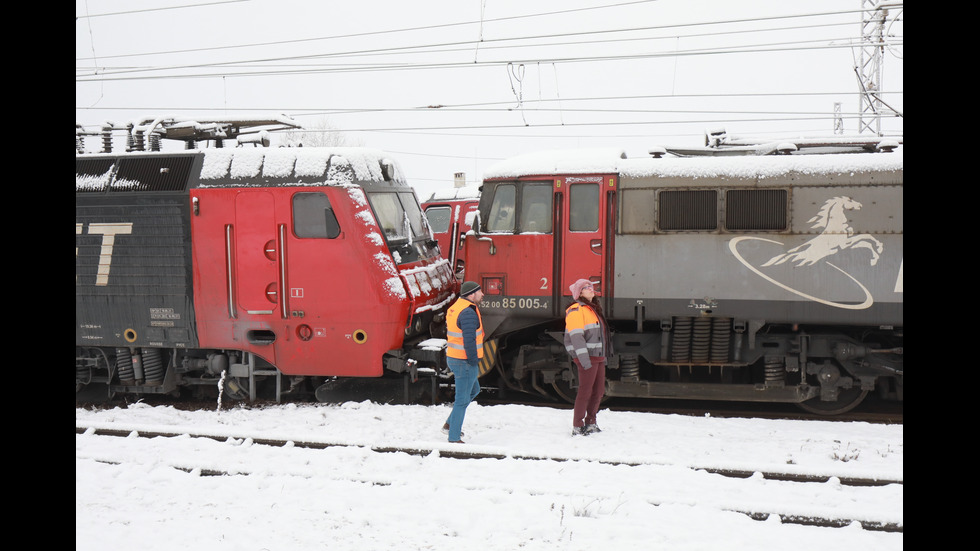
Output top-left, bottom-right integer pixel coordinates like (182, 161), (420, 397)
(76, 401), (902, 550)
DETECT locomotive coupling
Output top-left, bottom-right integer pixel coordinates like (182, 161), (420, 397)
(833, 343), (903, 362)
(181, 353), (229, 376)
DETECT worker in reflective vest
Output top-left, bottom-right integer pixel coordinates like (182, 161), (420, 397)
(564, 278), (610, 436)
(443, 281), (485, 443)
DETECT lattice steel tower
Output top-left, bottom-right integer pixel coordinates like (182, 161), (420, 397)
(856, 1), (901, 135)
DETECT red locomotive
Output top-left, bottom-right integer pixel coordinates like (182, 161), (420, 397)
(421, 187), (479, 282)
(76, 118), (456, 402)
(427, 135), (903, 414)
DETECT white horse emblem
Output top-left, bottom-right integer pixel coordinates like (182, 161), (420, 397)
(763, 196), (883, 267)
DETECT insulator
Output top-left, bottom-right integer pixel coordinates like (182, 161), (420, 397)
(185, 140), (197, 150)
(76, 135), (85, 154)
(142, 348), (165, 385)
(620, 355), (639, 382)
(102, 125), (113, 153)
(149, 133), (161, 151)
(116, 348), (135, 386)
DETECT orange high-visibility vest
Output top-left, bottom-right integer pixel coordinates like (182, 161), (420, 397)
(446, 297), (484, 360)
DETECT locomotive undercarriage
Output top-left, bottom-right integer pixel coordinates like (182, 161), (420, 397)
(75, 346), (304, 403)
(495, 316), (903, 415)
(76, 343), (449, 405)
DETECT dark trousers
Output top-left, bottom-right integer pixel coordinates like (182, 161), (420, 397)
(572, 358), (606, 427)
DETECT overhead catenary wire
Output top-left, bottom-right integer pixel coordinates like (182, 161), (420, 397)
(75, 4), (874, 65)
(75, 8), (880, 79)
(75, 0), (250, 19)
(76, 38), (901, 82)
(75, 90), (904, 133)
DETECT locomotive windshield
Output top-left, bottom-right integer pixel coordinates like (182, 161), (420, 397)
(482, 182), (553, 233)
(367, 190), (431, 245)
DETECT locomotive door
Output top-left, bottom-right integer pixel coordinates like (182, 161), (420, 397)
(234, 191), (281, 315)
(557, 175), (615, 299)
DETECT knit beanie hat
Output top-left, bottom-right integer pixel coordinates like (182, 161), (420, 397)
(569, 279), (595, 300)
(460, 281), (481, 297)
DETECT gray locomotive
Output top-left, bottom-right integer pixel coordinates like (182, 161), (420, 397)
(442, 134), (903, 414)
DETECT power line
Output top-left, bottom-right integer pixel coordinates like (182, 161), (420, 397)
(76, 4), (867, 64)
(76, 19), (861, 77)
(75, 4), (901, 145)
(75, 8), (867, 76)
(76, 0), (661, 61)
(76, 113), (891, 135)
(76, 0), (251, 19)
(77, 38), (897, 82)
(75, 89), (903, 113)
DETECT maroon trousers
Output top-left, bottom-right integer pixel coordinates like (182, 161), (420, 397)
(572, 358), (606, 427)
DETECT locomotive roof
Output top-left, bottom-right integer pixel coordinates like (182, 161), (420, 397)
(483, 146), (904, 182)
(423, 185), (481, 203)
(196, 147), (407, 186)
(76, 147), (410, 192)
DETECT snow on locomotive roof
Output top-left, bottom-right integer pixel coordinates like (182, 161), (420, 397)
(424, 185), (481, 202)
(199, 147), (406, 185)
(483, 146), (903, 180)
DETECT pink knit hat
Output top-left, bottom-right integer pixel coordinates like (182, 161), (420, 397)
(569, 279), (595, 300)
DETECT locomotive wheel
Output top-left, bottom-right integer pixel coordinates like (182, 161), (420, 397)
(551, 369), (612, 404)
(796, 387), (868, 415)
(223, 377), (250, 401)
(552, 380), (576, 403)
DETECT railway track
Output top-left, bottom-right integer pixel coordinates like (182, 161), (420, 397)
(473, 391), (902, 425)
(76, 424), (903, 533)
(77, 386), (903, 425)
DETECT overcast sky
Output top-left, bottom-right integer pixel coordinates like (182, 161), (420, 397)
(75, 0), (903, 199)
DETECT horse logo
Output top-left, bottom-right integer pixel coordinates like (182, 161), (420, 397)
(728, 196), (885, 310)
(763, 196), (883, 267)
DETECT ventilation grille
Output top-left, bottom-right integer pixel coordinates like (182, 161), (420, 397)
(111, 156), (194, 192)
(726, 189), (787, 230)
(659, 190), (717, 230)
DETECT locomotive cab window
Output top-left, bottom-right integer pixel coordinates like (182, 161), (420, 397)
(519, 184), (553, 233)
(485, 184), (517, 232)
(569, 184), (599, 231)
(293, 192), (341, 238)
(368, 191), (426, 243)
(399, 191), (428, 240)
(424, 206), (451, 234)
(483, 182), (553, 233)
